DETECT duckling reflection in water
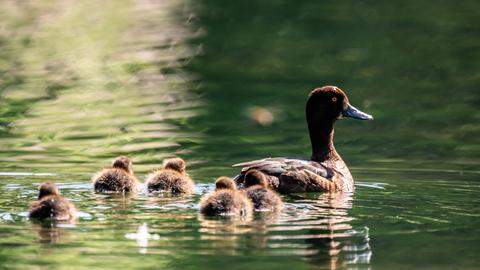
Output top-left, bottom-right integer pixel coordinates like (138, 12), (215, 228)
(200, 177), (253, 216)
(244, 170), (282, 212)
(146, 157), (194, 195)
(198, 214), (253, 255)
(29, 182), (76, 221)
(92, 156), (139, 193)
(31, 221), (74, 244)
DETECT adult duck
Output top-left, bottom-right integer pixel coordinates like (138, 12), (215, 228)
(234, 86), (373, 193)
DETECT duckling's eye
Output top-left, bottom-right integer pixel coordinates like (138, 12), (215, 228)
(332, 97), (337, 102)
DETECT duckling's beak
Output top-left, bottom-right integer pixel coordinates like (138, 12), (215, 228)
(342, 103), (373, 120)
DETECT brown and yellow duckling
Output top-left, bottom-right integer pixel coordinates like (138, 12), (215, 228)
(244, 170), (282, 211)
(200, 177), (253, 216)
(146, 157), (194, 195)
(29, 182), (76, 221)
(234, 86), (373, 193)
(92, 156), (139, 193)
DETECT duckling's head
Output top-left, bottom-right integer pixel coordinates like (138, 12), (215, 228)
(306, 86), (373, 123)
(38, 181), (60, 199)
(244, 170), (268, 188)
(215, 177), (236, 190)
(164, 157), (186, 173)
(112, 156), (133, 174)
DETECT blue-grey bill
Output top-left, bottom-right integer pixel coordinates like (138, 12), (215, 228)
(342, 103), (373, 120)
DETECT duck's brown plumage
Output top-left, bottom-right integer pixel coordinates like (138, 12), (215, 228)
(200, 177), (253, 216)
(29, 182), (76, 221)
(92, 156), (139, 193)
(146, 157), (194, 194)
(234, 86), (373, 193)
(244, 170), (282, 211)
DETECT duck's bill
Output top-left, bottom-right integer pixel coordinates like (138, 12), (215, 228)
(342, 104), (373, 120)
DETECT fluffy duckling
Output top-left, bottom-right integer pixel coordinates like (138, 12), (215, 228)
(92, 156), (139, 193)
(29, 182), (76, 221)
(200, 177), (253, 216)
(244, 170), (282, 211)
(146, 157), (194, 194)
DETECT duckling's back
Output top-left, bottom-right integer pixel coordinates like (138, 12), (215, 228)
(246, 186), (282, 211)
(29, 195), (75, 221)
(146, 170), (193, 194)
(200, 190), (252, 216)
(93, 168), (138, 193)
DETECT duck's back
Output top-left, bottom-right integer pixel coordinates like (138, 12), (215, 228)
(93, 168), (138, 193)
(246, 186), (282, 211)
(234, 157), (353, 193)
(146, 170), (193, 194)
(29, 195), (75, 221)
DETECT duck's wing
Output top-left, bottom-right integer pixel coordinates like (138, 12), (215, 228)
(233, 157), (332, 179)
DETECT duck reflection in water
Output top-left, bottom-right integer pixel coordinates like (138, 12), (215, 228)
(282, 192), (372, 270)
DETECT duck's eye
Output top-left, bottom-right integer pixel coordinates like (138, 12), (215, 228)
(332, 97), (337, 102)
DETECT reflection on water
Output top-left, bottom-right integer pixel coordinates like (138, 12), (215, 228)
(31, 221), (76, 244)
(280, 192), (371, 269)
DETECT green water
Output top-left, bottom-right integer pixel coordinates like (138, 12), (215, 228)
(0, 1), (479, 269)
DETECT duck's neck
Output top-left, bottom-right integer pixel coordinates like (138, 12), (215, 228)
(308, 121), (338, 162)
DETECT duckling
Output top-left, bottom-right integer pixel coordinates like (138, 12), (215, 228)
(92, 156), (139, 193)
(200, 177), (253, 216)
(146, 157), (194, 194)
(29, 182), (76, 221)
(244, 170), (282, 211)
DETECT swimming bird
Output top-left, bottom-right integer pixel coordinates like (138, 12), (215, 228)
(234, 86), (373, 193)
(29, 182), (76, 221)
(146, 157), (194, 194)
(92, 156), (139, 193)
(200, 177), (253, 216)
(244, 170), (282, 211)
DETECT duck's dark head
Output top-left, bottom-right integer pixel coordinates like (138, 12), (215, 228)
(112, 156), (133, 174)
(38, 181), (59, 199)
(244, 170), (268, 188)
(215, 177), (236, 190)
(164, 157), (186, 173)
(306, 86), (373, 123)
(306, 86), (373, 161)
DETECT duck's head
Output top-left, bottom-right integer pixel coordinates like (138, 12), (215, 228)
(306, 86), (373, 124)
(215, 177), (236, 190)
(112, 156), (133, 174)
(244, 170), (268, 188)
(164, 157), (186, 173)
(38, 181), (60, 199)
